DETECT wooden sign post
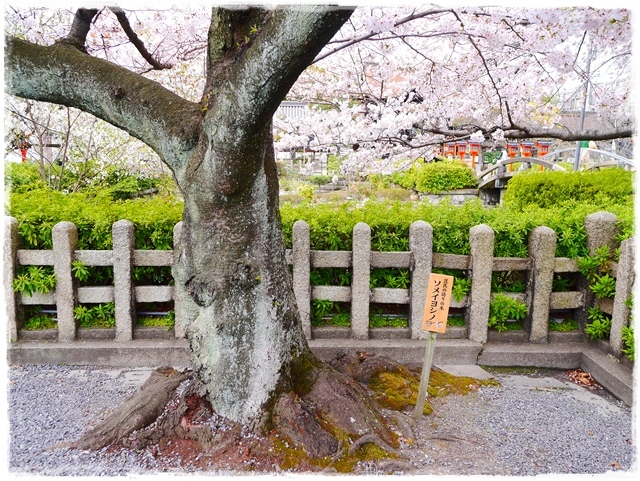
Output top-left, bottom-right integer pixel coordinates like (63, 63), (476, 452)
(413, 273), (454, 419)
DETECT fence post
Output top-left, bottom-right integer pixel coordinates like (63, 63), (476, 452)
(578, 212), (620, 329)
(610, 237), (635, 357)
(468, 224), (494, 343)
(292, 220), (311, 339)
(585, 211), (620, 256)
(351, 222), (371, 340)
(409, 220), (433, 339)
(527, 226), (556, 343)
(113, 220), (135, 341)
(52, 221), (78, 342)
(5, 217), (20, 343)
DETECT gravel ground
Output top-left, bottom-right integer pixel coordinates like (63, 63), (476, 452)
(5, 364), (638, 478)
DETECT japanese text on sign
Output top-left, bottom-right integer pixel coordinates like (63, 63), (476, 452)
(421, 273), (454, 333)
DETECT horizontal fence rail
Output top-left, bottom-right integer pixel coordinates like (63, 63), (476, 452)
(4, 212), (635, 360)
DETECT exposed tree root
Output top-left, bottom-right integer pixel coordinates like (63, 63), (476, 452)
(53, 367), (191, 451)
(53, 352), (457, 472)
(348, 433), (400, 456)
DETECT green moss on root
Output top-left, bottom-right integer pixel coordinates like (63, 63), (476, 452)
(369, 368), (499, 414)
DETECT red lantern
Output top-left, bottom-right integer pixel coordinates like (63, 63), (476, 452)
(536, 140), (552, 157)
(456, 141), (467, 161)
(468, 142), (481, 169)
(505, 142), (519, 171)
(520, 141), (534, 158)
(20, 148), (28, 162)
(445, 142), (457, 158)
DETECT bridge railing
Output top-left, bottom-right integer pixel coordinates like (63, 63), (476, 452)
(4, 212), (634, 359)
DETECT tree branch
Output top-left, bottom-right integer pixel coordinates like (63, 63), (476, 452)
(108, 6), (172, 70)
(206, 6), (354, 150)
(5, 36), (202, 174)
(413, 124), (634, 143)
(313, 9), (451, 63)
(56, 8), (99, 51)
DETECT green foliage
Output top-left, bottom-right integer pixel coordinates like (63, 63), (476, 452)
(447, 315), (465, 327)
(329, 312), (351, 327)
(369, 311), (407, 328)
(12, 266), (56, 296)
(621, 325), (634, 362)
(310, 268), (351, 287)
(482, 151), (502, 164)
(307, 175), (332, 186)
(370, 269), (410, 289)
(590, 274), (617, 299)
(4, 162), (46, 192)
(451, 278), (471, 302)
(488, 294), (527, 332)
(501, 168), (634, 211)
(311, 299), (337, 326)
(491, 271), (526, 293)
(281, 199), (632, 260)
(137, 310), (175, 330)
(71, 260), (90, 283)
(552, 274), (575, 292)
(327, 155), (346, 175)
(391, 160), (478, 193)
(585, 306), (612, 340)
(620, 296), (634, 361)
(578, 245), (617, 300)
(367, 174), (393, 189)
(21, 307), (58, 330)
(433, 268), (471, 302)
(548, 318), (579, 332)
(298, 184), (315, 201)
(73, 302), (116, 328)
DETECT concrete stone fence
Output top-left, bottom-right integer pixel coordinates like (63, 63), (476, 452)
(4, 212), (635, 361)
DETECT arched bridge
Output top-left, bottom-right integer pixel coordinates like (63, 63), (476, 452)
(478, 149), (634, 191)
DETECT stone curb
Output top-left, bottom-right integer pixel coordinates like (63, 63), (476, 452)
(7, 338), (633, 406)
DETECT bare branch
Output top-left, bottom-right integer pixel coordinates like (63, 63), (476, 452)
(108, 6), (171, 70)
(313, 8), (451, 63)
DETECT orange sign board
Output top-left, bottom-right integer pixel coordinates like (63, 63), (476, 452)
(422, 273), (454, 333)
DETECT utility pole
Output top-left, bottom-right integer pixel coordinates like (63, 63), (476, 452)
(573, 41), (593, 171)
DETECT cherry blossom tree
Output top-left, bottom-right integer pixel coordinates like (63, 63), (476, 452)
(3, 3), (634, 462)
(275, 6), (633, 175)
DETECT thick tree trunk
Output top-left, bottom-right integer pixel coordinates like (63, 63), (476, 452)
(172, 124), (308, 430)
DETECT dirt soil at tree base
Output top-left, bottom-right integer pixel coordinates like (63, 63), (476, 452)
(101, 366), (627, 476)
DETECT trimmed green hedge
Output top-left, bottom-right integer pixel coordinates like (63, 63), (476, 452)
(501, 168), (634, 210)
(281, 199), (633, 258)
(391, 160), (478, 193)
(7, 177), (633, 260)
(7, 188), (183, 250)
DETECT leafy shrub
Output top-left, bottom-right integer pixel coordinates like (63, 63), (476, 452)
(488, 294), (527, 332)
(578, 245), (617, 300)
(548, 318), (580, 332)
(22, 313), (57, 330)
(73, 302), (116, 328)
(391, 160), (478, 193)
(4, 162), (46, 192)
(307, 175), (332, 186)
(501, 168), (633, 211)
(12, 266), (56, 296)
(585, 306), (612, 340)
(491, 271), (526, 293)
(590, 274), (617, 299)
(621, 325), (634, 361)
